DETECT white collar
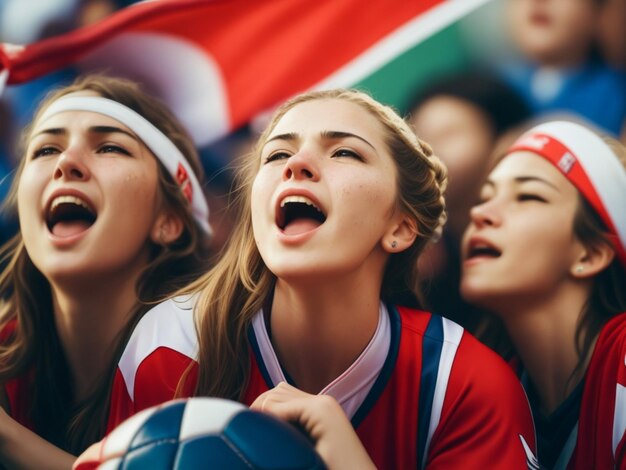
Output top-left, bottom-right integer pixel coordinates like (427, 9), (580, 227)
(251, 302), (391, 419)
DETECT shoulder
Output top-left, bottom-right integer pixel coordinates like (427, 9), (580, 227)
(590, 313), (626, 378)
(394, 307), (537, 467)
(405, 307), (518, 381)
(117, 296), (199, 400)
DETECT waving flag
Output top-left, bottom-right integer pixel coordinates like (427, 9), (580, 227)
(0, 0), (493, 147)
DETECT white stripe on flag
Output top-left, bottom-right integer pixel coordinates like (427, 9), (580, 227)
(314, 0), (495, 91)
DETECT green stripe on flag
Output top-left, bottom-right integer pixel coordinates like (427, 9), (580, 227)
(355, 22), (471, 115)
(350, 0), (499, 115)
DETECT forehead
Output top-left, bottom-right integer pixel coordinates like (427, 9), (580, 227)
(269, 98), (385, 141)
(492, 151), (576, 191)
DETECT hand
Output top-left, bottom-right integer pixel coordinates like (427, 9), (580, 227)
(250, 382), (376, 470)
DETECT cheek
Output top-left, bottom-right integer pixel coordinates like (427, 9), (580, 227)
(250, 176), (273, 235)
(16, 169), (42, 220)
(112, 170), (160, 219)
(340, 175), (395, 223)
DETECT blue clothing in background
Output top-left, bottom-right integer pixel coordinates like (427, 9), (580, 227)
(500, 59), (626, 136)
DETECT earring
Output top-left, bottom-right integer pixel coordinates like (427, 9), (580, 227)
(575, 265), (584, 274)
(391, 240), (398, 249)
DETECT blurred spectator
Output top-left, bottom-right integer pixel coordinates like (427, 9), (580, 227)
(407, 71), (530, 352)
(597, 0), (626, 70)
(76, 0), (139, 27)
(499, 0), (626, 138)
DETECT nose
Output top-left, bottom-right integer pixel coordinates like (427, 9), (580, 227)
(282, 151), (319, 182)
(53, 147), (90, 181)
(469, 199), (501, 228)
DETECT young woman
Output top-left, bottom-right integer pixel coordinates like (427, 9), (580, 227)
(77, 89), (537, 469)
(0, 74), (212, 468)
(461, 120), (626, 469)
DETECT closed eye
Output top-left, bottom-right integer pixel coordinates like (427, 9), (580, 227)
(518, 194), (547, 203)
(332, 148), (363, 161)
(97, 144), (132, 156)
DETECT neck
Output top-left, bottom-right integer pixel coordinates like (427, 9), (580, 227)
(51, 272), (142, 402)
(499, 284), (594, 414)
(269, 272), (382, 394)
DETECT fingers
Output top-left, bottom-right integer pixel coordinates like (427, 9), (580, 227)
(72, 440), (105, 470)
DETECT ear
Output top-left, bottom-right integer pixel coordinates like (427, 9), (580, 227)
(382, 214), (418, 253)
(150, 209), (184, 246)
(570, 242), (615, 279)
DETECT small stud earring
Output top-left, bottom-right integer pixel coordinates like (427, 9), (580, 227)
(391, 240), (398, 249)
(575, 265), (584, 274)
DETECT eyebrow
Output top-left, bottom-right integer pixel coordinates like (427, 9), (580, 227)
(32, 125), (137, 140)
(484, 175), (561, 192)
(263, 130), (376, 151)
(514, 175), (561, 192)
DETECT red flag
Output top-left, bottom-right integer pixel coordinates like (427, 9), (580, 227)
(0, 0), (490, 146)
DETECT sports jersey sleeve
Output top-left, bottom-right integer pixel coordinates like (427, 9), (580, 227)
(106, 297), (199, 432)
(425, 332), (537, 470)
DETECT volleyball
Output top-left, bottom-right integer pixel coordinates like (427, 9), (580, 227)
(95, 397), (326, 469)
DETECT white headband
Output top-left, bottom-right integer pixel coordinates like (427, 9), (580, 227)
(508, 121), (626, 268)
(39, 96), (211, 236)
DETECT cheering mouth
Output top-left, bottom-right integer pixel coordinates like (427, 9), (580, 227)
(46, 194), (97, 237)
(276, 194), (326, 236)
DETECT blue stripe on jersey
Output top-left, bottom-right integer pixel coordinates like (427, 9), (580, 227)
(351, 303), (402, 428)
(417, 315), (444, 469)
(247, 326), (274, 389)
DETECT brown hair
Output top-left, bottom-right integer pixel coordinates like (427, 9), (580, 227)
(182, 89), (447, 400)
(0, 75), (211, 453)
(572, 137), (626, 376)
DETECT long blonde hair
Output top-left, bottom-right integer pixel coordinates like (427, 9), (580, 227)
(0, 75), (211, 453)
(184, 89), (447, 400)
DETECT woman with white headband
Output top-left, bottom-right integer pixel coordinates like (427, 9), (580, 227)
(460, 120), (626, 469)
(0, 74), (212, 468)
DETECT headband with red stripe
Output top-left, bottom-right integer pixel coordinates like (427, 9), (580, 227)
(506, 121), (626, 268)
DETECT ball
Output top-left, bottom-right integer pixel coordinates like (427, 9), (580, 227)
(95, 397), (326, 469)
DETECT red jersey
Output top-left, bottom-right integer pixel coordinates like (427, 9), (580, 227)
(69, 299), (538, 469)
(106, 296), (198, 432)
(243, 304), (538, 469)
(564, 312), (626, 469)
(2, 297), (199, 436)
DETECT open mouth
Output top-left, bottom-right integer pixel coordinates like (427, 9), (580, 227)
(276, 195), (326, 236)
(467, 242), (502, 260)
(46, 195), (97, 238)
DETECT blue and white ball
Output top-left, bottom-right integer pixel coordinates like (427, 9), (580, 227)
(97, 397), (326, 469)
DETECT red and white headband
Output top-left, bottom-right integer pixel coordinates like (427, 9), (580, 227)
(507, 121), (626, 267)
(39, 96), (211, 235)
